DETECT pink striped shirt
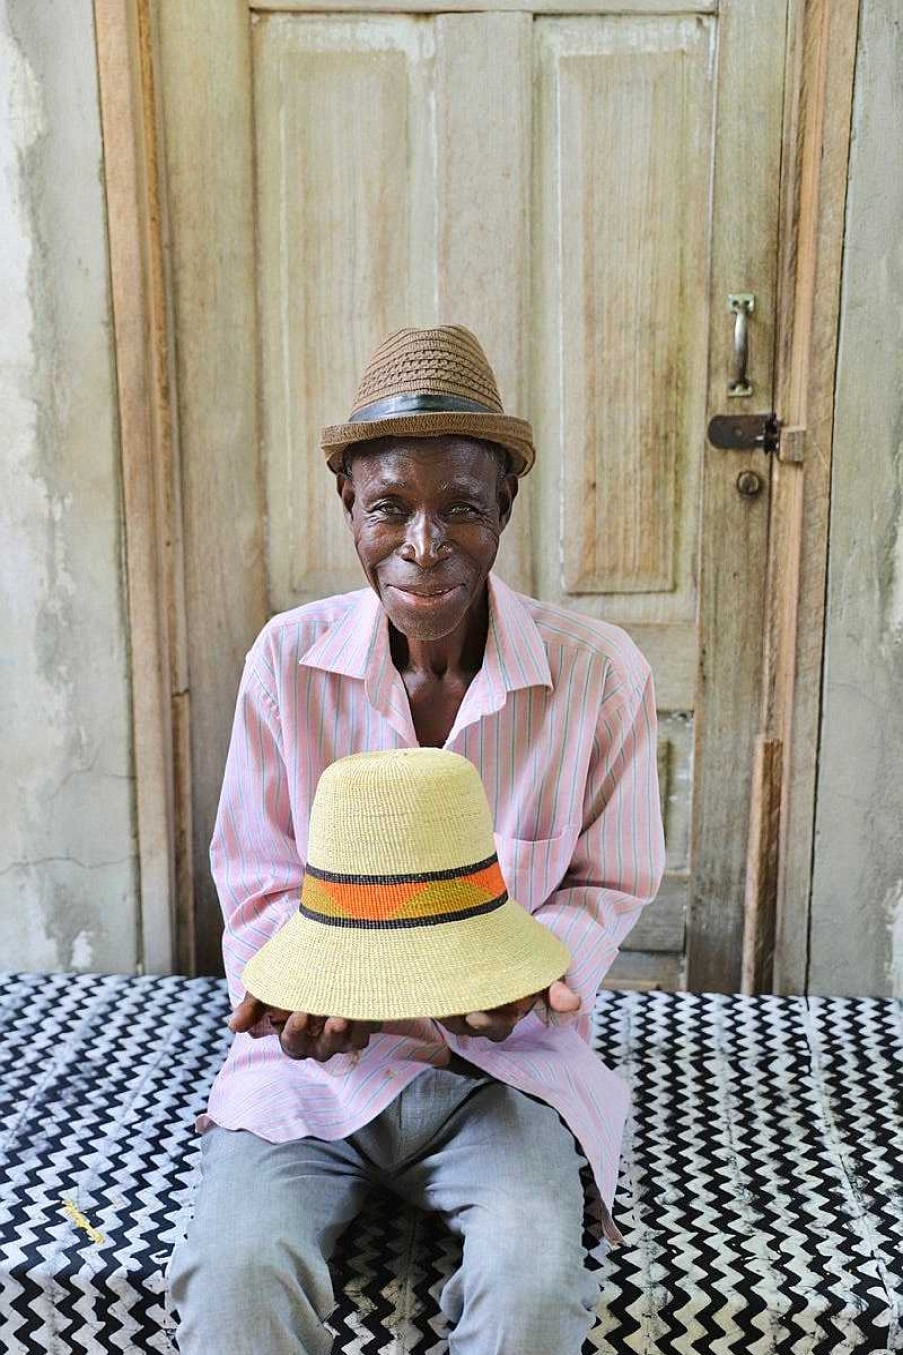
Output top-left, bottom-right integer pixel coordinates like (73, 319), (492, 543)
(198, 571), (666, 1241)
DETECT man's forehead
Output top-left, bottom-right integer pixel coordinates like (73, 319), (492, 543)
(360, 463), (490, 493)
(352, 441), (498, 486)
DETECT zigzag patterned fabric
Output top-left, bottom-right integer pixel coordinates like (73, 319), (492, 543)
(0, 973), (901, 1353)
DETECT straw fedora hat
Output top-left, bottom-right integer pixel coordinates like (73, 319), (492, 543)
(321, 325), (536, 477)
(241, 749), (570, 1022)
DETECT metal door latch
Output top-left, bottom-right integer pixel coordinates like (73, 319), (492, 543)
(728, 293), (755, 397)
(707, 412), (781, 454)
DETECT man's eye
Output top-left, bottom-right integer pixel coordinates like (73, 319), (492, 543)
(370, 502), (406, 517)
(448, 504), (480, 517)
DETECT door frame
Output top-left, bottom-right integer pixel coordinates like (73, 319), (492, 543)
(95, 0), (860, 983)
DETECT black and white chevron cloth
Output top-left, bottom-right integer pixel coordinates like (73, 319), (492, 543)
(1, 973), (901, 1353)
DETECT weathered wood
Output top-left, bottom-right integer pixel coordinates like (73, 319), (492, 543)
(623, 877), (687, 954)
(156, 0), (268, 975)
(767, 0), (861, 994)
(777, 426), (806, 465)
(95, 0), (188, 972)
(628, 625), (696, 712)
(533, 15), (714, 628)
(531, 17), (719, 987)
(254, 14), (437, 607)
(558, 29), (711, 598)
(808, 0), (901, 995)
(741, 736), (783, 992)
(603, 950), (684, 991)
(436, 12), (534, 593)
(254, 12), (536, 607)
(254, 0), (717, 12)
(142, 0), (859, 995)
(685, 0), (788, 993)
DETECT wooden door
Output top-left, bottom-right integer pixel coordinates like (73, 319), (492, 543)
(151, 0), (790, 987)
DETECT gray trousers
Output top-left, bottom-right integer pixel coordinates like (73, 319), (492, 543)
(166, 1052), (603, 1354)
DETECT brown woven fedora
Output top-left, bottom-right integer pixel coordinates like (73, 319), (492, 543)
(321, 325), (535, 476)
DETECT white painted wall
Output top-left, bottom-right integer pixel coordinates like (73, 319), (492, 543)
(809, 1), (903, 996)
(0, 0), (139, 971)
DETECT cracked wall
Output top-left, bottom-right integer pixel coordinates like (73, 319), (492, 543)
(810, 3), (903, 996)
(1, 0), (139, 971)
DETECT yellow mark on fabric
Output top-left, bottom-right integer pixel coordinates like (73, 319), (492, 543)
(60, 1197), (105, 1245)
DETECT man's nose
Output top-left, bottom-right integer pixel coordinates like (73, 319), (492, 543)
(400, 511), (449, 567)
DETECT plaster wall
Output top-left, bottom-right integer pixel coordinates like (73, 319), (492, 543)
(809, 2), (903, 996)
(0, 0), (139, 971)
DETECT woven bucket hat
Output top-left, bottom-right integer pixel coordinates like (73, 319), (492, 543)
(241, 749), (570, 1022)
(320, 325), (536, 476)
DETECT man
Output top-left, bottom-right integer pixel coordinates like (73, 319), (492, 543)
(168, 325), (666, 1354)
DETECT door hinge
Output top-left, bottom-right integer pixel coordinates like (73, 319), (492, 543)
(707, 413), (806, 462)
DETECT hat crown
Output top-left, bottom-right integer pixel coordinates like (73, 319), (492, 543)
(307, 748), (495, 877)
(350, 326), (505, 418)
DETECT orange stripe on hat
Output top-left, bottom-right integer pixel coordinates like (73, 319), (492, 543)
(300, 857), (507, 927)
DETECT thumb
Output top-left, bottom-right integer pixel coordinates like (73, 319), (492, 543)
(546, 978), (581, 1013)
(227, 993), (266, 1031)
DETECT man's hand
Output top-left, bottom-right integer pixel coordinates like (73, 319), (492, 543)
(436, 978), (581, 1043)
(227, 995), (381, 1062)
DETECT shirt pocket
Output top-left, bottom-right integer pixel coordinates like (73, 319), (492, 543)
(494, 825), (581, 915)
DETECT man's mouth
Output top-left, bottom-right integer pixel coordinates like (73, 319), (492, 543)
(388, 584), (461, 601)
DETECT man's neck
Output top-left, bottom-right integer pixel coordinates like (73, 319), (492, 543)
(389, 584), (489, 681)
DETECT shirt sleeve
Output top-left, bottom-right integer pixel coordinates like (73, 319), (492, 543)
(209, 653), (304, 1028)
(532, 662), (667, 1039)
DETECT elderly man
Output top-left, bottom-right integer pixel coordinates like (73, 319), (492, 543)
(168, 325), (666, 1354)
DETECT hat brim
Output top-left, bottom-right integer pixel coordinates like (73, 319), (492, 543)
(321, 411), (535, 477)
(240, 896), (570, 1022)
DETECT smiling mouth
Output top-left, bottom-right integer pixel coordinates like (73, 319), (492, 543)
(390, 584), (459, 599)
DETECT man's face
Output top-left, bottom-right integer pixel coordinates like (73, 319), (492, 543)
(336, 435), (518, 642)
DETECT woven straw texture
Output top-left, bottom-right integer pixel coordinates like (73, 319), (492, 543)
(241, 749), (570, 1021)
(321, 325), (536, 475)
(351, 327), (504, 414)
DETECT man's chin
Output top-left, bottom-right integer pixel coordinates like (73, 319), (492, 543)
(380, 583), (471, 640)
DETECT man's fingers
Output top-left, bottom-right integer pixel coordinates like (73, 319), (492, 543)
(313, 1018), (379, 1061)
(347, 1020), (379, 1051)
(464, 994), (536, 1035)
(227, 994), (266, 1031)
(278, 1015), (380, 1062)
(462, 1010), (518, 1041)
(546, 978), (581, 1012)
(279, 1012), (318, 1059)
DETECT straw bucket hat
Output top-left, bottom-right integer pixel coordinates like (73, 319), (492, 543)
(241, 749), (570, 1022)
(321, 325), (536, 476)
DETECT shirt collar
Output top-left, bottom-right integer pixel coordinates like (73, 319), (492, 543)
(298, 585), (381, 682)
(299, 572), (552, 738)
(481, 571), (553, 699)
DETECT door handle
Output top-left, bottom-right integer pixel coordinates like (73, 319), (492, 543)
(727, 293), (754, 397)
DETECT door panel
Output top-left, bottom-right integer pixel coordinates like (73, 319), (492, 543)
(533, 17), (714, 610)
(255, 17), (438, 602)
(156, 0), (788, 988)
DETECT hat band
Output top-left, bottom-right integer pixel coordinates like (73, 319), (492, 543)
(348, 393), (496, 422)
(299, 854), (508, 929)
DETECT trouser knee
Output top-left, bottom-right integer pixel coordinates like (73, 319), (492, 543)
(167, 1225), (335, 1355)
(440, 1223), (600, 1354)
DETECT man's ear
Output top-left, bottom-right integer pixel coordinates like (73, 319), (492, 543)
(335, 470), (356, 525)
(497, 472), (519, 531)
